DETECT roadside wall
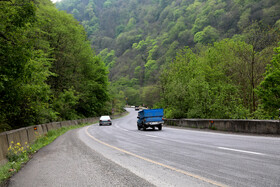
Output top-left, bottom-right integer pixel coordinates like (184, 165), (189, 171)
(0, 116), (102, 166)
(164, 119), (280, 134)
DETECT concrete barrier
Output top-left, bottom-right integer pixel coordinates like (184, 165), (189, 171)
(76, 119), (82, 125)
(41, 124), (48, 134)
(6, 128), (29, 146)
(45, 122), (61, 131)
(86, 117), (98, 124)
(26, 126), (36, 143)
(0, 133), (8, 165)
(35, 125), (44, 136)
(25, 125), (44, 143)
(164, 119), (280, 134)
(45, 123), (53, 131)
(60, 120), (72, 127)
(51, 122), (61, 130)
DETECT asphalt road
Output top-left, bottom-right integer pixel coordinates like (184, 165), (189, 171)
(9, 108), (280, 187)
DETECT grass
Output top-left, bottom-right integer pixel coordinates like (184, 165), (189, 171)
(0, 122), (93, 185)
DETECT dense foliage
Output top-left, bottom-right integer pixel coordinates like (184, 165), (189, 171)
(57, 0), (280, 81)
(0, 0), (109, 131)
(257, 45), (280, 118)
(1, 0), (279, 125)
(56, 0), (280, 119)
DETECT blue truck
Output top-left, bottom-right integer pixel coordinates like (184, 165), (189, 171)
(137, 108), (164, 131)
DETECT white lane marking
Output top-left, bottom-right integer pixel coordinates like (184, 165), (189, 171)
(145, 134), (158, 138)
(218, 147), (266, 156)
(114, 124), (120, 128)
(114, 124), (130, 132)
(114, 125), (268, 156)
(114, 124), (159, 138)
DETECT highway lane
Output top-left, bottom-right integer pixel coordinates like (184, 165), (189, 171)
(82, 108), (280, 187)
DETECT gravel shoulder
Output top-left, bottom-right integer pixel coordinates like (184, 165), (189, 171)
(8, 128), (154, 187)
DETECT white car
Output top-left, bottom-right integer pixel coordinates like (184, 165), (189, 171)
(99, 116), (112, 126)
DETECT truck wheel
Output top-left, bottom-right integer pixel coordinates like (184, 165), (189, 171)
(143, 124), (146, 131)
(158, 124), (162, 131)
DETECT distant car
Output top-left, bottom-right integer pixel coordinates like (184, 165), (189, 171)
(135, 106), (139, 111)
(99, 116), (112, 126)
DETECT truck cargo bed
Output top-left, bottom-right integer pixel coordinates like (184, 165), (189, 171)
(138, 109), (164, 118)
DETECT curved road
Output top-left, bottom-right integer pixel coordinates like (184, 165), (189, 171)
(9, 108), (280, 187)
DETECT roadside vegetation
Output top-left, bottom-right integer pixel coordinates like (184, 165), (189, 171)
(0, 123), (91, 185)
(0, 0), (110, 132)
(158, 40), (280, 119)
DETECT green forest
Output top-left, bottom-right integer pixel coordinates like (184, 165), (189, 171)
(0, 0), (110, 131)
(1, 0), (280, 131)
(56, 0), (280, 119)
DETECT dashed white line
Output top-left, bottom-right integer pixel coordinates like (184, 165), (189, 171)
(115, 124), (268, 156)
(218, 147), (266, 156)
(145, 134), (158, 138)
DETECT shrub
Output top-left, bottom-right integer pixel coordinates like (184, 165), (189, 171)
(7, 142), (32, 162)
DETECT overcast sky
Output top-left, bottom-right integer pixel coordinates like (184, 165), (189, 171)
(51, 0), (60, 3)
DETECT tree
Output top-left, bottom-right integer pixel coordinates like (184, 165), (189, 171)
(160, 42), (249, 119)
(194, 26), (219, 44)
(141, 85), (161, 108)
(98, 48), (117, 69)
(257, 44), (280, 118)
(241, 22), (280, 112)
(0, 0), (54, 128)
(0, 0), (110, 129)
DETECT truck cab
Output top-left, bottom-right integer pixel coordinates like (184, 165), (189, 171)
(137, 108), (164, 131)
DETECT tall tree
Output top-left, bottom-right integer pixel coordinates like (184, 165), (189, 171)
(0, 0), (110, 129)
(0, 0), (54, 128)
(257, 44), (280, 118)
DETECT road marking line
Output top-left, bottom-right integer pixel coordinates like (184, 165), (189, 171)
(85, 126), (226, 187)
(145, 134), (158, 138)
(218, 147), (266, 156)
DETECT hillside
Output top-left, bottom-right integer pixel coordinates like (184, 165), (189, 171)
(57, 0), (280, 80)
(56, 0), (280, 119)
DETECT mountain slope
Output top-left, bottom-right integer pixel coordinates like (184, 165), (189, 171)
(57, 0), (280, 83)
(56, 0), (280, 118)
